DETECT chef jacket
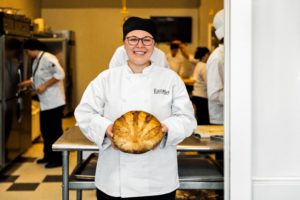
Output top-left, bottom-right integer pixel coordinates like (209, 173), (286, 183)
(166, 52), (185, 76)
(206, 44), (224, 124)
(32, 51), (65, 111)
(192, 61), (208, 98)
(109, 45), (169, 68)
(75, 64), (196, 198)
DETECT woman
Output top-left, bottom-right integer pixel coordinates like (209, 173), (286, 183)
(75, 17), (196, 199)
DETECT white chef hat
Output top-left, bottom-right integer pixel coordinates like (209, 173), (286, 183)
(213, 9), (225, 40)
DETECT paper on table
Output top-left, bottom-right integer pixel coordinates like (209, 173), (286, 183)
(193, 125), (224, 138)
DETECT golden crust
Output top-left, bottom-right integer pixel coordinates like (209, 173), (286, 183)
(112, 111), (163, 154)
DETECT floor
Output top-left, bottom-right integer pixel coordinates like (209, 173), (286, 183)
(0, 116), (221, 200)
(0, 116), (97, 200)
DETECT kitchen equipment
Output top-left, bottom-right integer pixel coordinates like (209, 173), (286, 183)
(0, 12), (32, 170)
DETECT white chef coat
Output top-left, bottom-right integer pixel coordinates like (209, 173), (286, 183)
(109, 45), (169, 68)
(32, 51), (65, 111)
(75, 64), (196, 198)
(206, 44), (224, 124)
(166, 52), (185, 76)
(192, 61), (207, 98)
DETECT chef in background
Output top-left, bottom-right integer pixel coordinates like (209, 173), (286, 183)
(19, 39), (65, 168)
(75, 16), (196, 199)
(166, 41), (185, 76)
(206, 9), (225, 125)
(191, 47), (211, 125)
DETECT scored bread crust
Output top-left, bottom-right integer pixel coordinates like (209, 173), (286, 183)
(112, 111), (163, 154)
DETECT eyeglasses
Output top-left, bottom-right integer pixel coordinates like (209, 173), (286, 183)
(126, 36), (154, 46)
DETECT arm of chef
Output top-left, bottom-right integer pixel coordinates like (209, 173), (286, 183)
(49, 59), (65, 80)
(207, 59), (224, 104)
(162, 76), (197, 146)
(74, 74), (113, 148)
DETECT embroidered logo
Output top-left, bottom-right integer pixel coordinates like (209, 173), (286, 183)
(154, 88), (170, 95)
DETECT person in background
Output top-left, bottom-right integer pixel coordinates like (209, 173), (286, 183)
(166, 40), (198, 78)
(109, 45), (169, 68)
(19, 39), (65, 168)
(166, 41), (185, 76)
(75, 16), (196, 199)
(191, 47), (211, 125)
(206, 9), (225, 125)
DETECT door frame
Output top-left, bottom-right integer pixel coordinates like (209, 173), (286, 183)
(224, 0), (253, 200)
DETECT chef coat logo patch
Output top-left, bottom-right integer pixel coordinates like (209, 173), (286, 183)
(154, 88), (170, 95)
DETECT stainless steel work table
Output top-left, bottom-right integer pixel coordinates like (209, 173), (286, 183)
(53, 126), (223, 200)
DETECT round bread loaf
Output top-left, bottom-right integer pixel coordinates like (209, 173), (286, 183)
(112, 111), (163, 154)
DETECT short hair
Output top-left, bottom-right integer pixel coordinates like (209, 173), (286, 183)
(194, 47), (210, 60)
(24, 39), (45, 51)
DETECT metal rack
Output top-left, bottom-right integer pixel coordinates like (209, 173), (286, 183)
(53, 126), (224, 200)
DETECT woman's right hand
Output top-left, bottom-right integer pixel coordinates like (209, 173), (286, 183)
(106, 124), (116, 149)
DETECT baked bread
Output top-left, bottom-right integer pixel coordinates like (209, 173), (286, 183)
(112, 111), (163, 154)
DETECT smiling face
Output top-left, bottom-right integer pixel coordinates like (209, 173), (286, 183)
(124, 30), (155, 72)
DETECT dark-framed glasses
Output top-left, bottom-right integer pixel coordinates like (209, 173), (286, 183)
(126, 36), (154, 46)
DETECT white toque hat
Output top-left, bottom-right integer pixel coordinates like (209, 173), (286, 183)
(213, 9), (225, 40)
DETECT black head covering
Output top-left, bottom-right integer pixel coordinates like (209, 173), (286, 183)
(194, 47), (210, 60)
(123, 17), (157, 40)
(24, 39), (45, 51)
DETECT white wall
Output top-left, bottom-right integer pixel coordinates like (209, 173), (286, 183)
(251, 0), (300, 199)
(229, 0), (300, 199)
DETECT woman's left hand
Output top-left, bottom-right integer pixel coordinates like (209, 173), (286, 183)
(161, 123), (168, 134)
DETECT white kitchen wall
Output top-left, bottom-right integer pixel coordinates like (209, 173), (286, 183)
(252, 0), (300, 199)
(229, 0), (300, 199)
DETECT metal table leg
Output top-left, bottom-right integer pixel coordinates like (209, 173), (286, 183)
(62, 151), (69, 200)
(76, 151), (83, 200)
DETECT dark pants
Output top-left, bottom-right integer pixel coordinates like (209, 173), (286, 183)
(40, 105), (64, 163)
(96, 189), (176, 200)
(191, 96), (210, 125)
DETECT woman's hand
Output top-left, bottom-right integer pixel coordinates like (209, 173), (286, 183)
(161, 123), (168, 134)
(106, 124), (116, 149)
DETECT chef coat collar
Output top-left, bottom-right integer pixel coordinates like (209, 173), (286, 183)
(36, 51), (44, 59)
(125, 63), (154, 75)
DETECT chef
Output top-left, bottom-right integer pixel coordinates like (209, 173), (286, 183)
(75, 16), (196, 199)
(206, 9), (225, 125)
(19, 39), (65, 168)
